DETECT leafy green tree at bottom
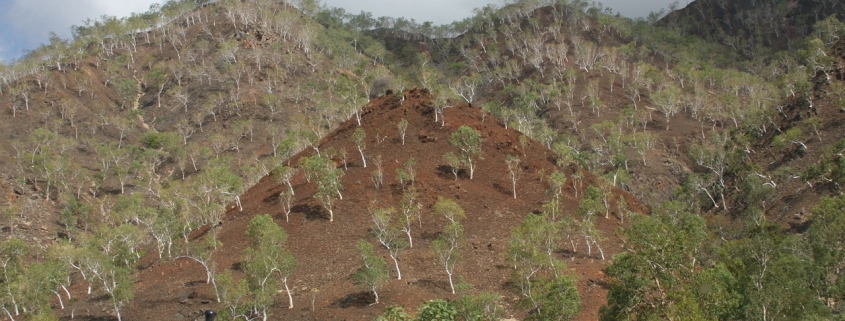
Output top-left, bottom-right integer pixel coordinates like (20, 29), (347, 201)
(353, 240), (389, 304)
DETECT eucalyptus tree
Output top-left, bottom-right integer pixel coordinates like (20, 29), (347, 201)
(602, 202), (714, 321)
(652, 84), (682, 130)
(506, 155), (522, 199)
(507, 213), (580, 321)
(398, 187), (422, 247)
(244, 214), (297, 313)
(450, 126), (483, 179)
(353, 128), (367, 168)
(397, 118), (409, 145)
(577, 186), (606, 259)
(433, 198), (466, 294)
(371, 208), (409, 280)
(300, 155), (344, 221)
(353, 240), (390, 304)
(1, 238), (29, 318)
(179, 233), (221, 303)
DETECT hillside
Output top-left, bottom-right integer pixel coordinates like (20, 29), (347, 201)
(0, 0), (383, 248)
(112, 88), (644, 320)
(2, 0), (845, 320)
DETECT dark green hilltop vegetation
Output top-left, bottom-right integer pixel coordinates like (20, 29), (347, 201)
(1, 0), (845, 320)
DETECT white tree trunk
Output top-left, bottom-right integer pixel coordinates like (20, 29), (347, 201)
(284, 277), (293, 309)
(390, 254), (402, 280)
(357, 146), (367, 168)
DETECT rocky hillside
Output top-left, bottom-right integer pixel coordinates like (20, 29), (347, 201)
(2, 0), (845, 320)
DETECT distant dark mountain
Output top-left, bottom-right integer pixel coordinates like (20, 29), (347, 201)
(661, 0), (845, 54)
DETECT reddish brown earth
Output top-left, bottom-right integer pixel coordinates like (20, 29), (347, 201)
(53, 88), (645, 320)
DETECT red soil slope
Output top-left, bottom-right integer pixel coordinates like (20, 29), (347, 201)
(65, 88), (645, 321)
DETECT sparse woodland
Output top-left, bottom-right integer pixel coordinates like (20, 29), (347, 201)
(1, 0), (845, 320)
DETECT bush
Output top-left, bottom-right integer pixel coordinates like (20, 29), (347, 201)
(454, 292), (504, 321)
(369, 77), (393, 99)
(417, 299), (458, 321)
(140, 131), (177, 149)
(376, 305), (409, 321)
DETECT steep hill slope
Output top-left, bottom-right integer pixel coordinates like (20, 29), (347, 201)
(723, 37), (845, 228)
(106, 88), (643, 321)
(0, 0), (387, 259)
(4, 0), (845, 319)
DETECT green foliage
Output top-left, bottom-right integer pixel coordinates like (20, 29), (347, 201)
(508, 213), (560, 274)
(808, 195), (845, 312)
(353, 127), (367, 147)
(829, 81), (845, 111)
(26, 307), (59, 321)
(376, 305), (409, 321)
(449, 126), (483, 179)
(417, 299), (458, 321)
(113, 77), (137, 108)
(1, 237), (29, 283)
(508, 212), (580, 321)
(813, 16), (845, 46)
(216, 269), (250, 319)
(109, 223), (146, 264)
(139, 131), (179, 150)
(453, 292), (505, 321)
(243, 214), (297, 313)
(740, 173), (776, 226)
(298, 154), (330, 182)
(315, 163), (344, 221)
(245, 214), (287, 246)
(191, 156), (243, 219)
(524, 274), (581, 321)
(551, 135), (582, 167)
(0, 239), (72, 319)
(60, 194), (93, 235)
(803, 138), (845, 188)
(433, 202), (464, 295)
(545, 171), (567, 219)
(353, 240), (390, 303)
(691, 263), (741, 320)
(444, 152), (462, 180)
(111, 192), (146, 224)
(9, 2), (845, 320)
(721, 231), (828, 320)
(577, 185), (605, 219)
(397, 118), (409, 145)
(434, 197), (466, 224)
(602, 207), (711, 320)
(371, 206), (409, 279)
(772, 127), (805, 150)
(272, 165), (296, 191)
(298, 155), (344, 221)
(396, 157), (416, 187)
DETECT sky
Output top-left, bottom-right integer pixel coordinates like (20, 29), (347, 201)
(0, 0), (685, 63)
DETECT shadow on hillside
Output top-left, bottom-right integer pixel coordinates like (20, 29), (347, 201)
(334, 291), (376, 308)
(435, 165), (468, 180)
(291, 204), (327, 221)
